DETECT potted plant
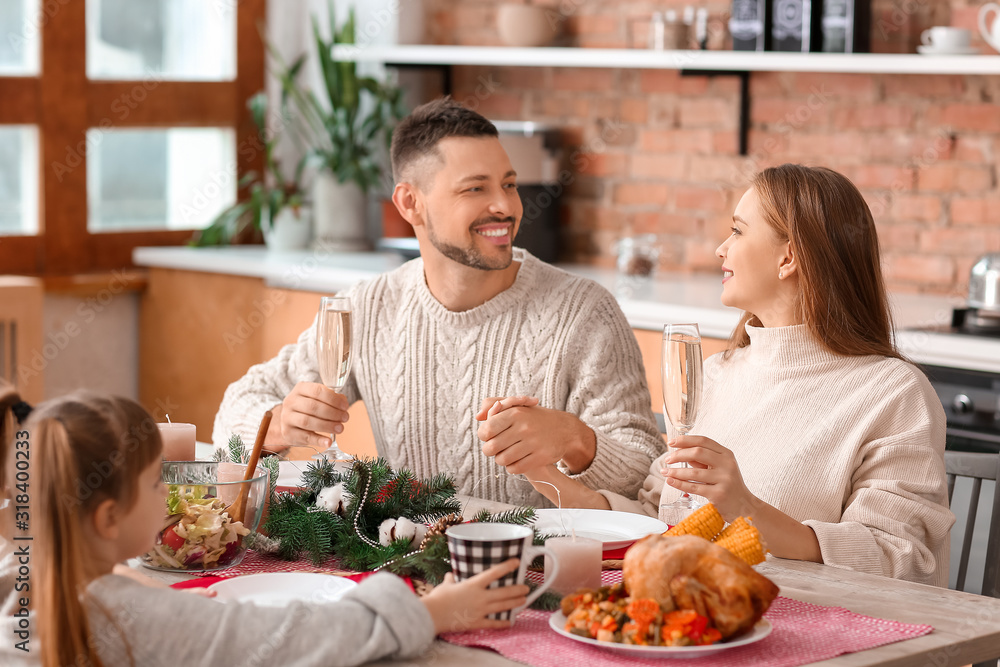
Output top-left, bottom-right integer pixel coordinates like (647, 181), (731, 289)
(271, 3), (405, 250)
(191, 92), (310, 250)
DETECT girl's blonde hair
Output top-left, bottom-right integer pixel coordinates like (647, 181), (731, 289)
(3, 391), (162, 667)
(726, 164), (901, 360)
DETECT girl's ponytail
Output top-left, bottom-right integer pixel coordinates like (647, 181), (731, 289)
(35, 417), (101, 667)
(16, 393), (161, 667)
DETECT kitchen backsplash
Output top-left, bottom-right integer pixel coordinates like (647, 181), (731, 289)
(423, 0), (1000, 295)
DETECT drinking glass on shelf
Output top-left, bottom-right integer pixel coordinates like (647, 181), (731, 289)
(659, 323), (706, 525)
(312, 296), (353, 461)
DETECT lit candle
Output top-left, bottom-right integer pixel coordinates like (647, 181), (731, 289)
(544, 536), (602, 595)
(158, 423), (196, 461)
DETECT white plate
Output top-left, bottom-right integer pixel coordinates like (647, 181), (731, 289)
(917, 45), (980, 55)
(532, 509), (667, 550)
(208, 572), (357, 607)
(276, 461), (309, 488)
(549, 611), (772, 658)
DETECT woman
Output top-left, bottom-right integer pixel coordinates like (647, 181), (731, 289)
(522, 164), (954, 586)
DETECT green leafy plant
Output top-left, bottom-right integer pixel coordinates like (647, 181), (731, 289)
(191, 1), (404, 247)
(191, 92), (307, 247)
(272, 2), (405, 193)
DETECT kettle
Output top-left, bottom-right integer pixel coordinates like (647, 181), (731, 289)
(968, 253), (1000, 312)
(980, 3), (1000, 53)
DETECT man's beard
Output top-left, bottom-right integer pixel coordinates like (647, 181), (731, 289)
(425, 212), (517, 271)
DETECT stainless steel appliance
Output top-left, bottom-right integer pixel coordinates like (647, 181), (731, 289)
(910, 308), (1000, 595)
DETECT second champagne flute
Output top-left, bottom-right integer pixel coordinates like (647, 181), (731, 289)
(659, 322), (706, 525)
(313, 296), (353, 461)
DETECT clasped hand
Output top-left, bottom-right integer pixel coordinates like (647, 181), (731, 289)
(476, 396), (593, 475)
(662, 435), (758, 520)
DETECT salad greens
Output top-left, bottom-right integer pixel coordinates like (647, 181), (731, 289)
(145, 484), (249, 570)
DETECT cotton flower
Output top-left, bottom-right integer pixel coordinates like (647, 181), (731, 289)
(316, 483), (349, 515)
(378, 518), (399, 546)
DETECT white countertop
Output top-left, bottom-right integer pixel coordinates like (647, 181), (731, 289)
(134, 246), (999, 373)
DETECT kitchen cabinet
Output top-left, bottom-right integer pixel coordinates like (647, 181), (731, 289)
(139, 268), (378, 460)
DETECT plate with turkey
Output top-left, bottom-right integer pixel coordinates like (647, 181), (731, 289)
(550, 533), (779, 657)
(549, 612), (772, 658)
(532, 508), (667, 551)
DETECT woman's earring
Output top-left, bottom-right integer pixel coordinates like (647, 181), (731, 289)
(778, 270), (784, 279)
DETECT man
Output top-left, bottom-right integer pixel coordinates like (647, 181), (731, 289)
(213, 98), (663, 506)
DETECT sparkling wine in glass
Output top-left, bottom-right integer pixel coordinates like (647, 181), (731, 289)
(659, 323), (706, 525)
(313, 296), (353, 461)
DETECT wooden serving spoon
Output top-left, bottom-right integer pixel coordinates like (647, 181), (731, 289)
(227, 409), (272, 525)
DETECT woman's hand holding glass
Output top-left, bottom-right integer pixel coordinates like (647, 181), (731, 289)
(661, 434), (758, 521)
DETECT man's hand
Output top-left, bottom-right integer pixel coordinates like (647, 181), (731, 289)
(476, 396), (596, 475)
(269, 382), (350, 451)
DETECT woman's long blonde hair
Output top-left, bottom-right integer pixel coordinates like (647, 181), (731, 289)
(727, 164), (901, 360)
(2, 391), (162, 667)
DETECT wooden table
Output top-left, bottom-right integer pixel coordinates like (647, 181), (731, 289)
(134, 496), (1000, 667)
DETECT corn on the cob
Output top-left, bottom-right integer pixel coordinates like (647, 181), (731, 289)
(713, 519), (766, 566)
(664, 503), (724, 541)
(713, 516), (752, 544)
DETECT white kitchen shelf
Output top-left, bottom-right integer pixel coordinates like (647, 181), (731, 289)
(332, 44), (1000, 75)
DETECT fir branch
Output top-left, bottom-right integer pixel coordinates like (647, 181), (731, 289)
(301, 458), (341, 494)
(228, 433), (248, 464)
(529, 587), (563, 611)
(211, 448), (227, 462)
(260, 456), (279, 501)
(476, 507), (536, 526)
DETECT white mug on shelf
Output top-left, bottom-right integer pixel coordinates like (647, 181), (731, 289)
(979, 3), (1000, 54)
(920, 26), (972, 52)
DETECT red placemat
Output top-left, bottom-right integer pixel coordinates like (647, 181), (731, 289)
(442, 593), (933, 667)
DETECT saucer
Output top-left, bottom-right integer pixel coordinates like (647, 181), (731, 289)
(917, 45), (980, 55)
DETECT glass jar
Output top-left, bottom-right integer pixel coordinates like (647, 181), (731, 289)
(617, 234), (659, 278)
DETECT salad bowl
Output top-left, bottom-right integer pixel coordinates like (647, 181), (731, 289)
(140, 461), (268, 573)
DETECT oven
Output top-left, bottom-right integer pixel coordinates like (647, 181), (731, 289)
(921, 364), (1000, 454)
(908, 309), (1000, 595)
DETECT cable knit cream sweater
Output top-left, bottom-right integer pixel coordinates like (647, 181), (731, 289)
(214, 249), (664, 507)
(601, 324), (955, 587)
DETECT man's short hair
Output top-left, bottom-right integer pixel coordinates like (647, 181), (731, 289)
(390, 97), (498, 186)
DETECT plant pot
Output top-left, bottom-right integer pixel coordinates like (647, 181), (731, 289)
(263, 206), (313, 252)
(313, 173), (370, 251)
(381, 199), (414, 238)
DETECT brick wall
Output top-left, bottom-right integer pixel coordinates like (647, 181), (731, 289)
(425, 0), (1000, 295)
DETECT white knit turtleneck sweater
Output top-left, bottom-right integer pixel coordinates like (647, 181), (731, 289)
(214, 249), (664, 507)
(602, 324), (954, 587)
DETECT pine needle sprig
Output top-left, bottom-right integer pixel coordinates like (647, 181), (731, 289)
(301, 458), (343, 495)
(472, 506), (536, 526)
(228, 433), (248, 464)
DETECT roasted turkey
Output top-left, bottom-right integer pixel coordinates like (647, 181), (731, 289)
(623, 534), (779, 639)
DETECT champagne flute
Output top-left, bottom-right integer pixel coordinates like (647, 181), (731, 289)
(312, 296), (353, 461)
(659, 323), (706, 525)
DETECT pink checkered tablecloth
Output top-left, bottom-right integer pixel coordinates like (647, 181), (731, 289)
(446, 569), (934, 667)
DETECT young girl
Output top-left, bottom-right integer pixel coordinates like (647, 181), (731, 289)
(0, 388), (528, 666)
(517, 164), (954, 586)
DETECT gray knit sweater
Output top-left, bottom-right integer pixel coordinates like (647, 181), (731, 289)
(214, 249), (664, 506)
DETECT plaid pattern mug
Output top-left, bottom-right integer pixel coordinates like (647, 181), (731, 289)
(446, 522), (561, 622)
